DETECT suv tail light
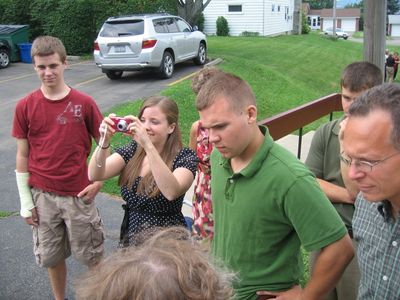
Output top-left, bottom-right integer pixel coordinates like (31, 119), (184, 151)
(94, 41), (99, 51)
(142, 39), (157, 49)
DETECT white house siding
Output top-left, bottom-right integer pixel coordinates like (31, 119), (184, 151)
(322, 18), (356, 32)
(203, 0), (294, 36)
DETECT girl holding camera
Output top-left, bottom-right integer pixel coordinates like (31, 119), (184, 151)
(89, 96), (197, 246)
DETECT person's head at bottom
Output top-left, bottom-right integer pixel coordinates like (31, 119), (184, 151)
(75, 227), (235, 300)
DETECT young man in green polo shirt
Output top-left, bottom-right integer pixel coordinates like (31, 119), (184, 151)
(305, 62), (382, 300)
(196, 71), (354, 300)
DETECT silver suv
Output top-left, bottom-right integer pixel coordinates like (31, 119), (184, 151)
(94, 13), (207, 79)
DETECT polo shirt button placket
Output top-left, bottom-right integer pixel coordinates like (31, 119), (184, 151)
(225, 177), (235, 201)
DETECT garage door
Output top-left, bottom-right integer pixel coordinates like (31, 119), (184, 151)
(392, 24), (400, 37)
(341, 19), (355, 32)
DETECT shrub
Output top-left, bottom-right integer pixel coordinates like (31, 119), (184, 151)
(326, 35), (339, 41)
(240, 31), (260, 37)
(216, 16), (229, 36)
(301, 12), (310, 34)
(1, 0), (178, 55)
(196, 12), (205, 32)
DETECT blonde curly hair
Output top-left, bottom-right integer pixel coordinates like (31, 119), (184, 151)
(191, 66), (223, 95)
(75, 227), (236, 300)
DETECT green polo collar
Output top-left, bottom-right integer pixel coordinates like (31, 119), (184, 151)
(332, 116), (346, 136)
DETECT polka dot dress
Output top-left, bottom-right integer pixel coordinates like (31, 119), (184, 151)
(115, 140), (197, 245)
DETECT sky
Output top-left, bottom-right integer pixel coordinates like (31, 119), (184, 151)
(336, 0), (359, 8)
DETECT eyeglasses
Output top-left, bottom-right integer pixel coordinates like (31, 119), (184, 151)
(340, 151), (400, 173)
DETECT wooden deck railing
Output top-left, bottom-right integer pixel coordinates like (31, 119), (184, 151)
(258, 93), (343, 158)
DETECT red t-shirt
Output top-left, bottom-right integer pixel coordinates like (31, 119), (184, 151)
(12, 88), (103, 196)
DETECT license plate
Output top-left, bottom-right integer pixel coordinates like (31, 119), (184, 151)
(114, 45), (126, 53)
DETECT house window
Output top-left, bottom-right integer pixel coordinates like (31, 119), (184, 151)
(285, 6), (289, 20)
(272, 4), (275, 12)
(228, 5), (242, 13)
(307, 16), (311, 26)
(317, 17), (320, 26)
(278, 5), (281, 12)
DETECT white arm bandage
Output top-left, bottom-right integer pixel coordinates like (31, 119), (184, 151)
(15, 171), (35, 218)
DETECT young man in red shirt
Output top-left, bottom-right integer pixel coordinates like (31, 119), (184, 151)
(12, 36), (104, 300)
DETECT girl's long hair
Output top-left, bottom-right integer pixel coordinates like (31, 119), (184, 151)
(118, 96), (182, 197)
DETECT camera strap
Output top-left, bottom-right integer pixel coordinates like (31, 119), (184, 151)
(96, 124), (108, 168)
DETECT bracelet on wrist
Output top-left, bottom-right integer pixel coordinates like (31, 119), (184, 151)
(100, 143), (110, 149)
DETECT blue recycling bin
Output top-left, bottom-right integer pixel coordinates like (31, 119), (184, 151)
(18, 43), (32, 63)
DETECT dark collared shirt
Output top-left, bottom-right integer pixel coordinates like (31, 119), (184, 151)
(353, 195), (400, 300)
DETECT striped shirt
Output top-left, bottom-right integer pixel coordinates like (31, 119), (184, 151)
(353, 195), (400, 300)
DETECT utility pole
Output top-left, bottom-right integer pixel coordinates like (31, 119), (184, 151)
(333, 0), (337, 36)
(364, 0), (387, 78)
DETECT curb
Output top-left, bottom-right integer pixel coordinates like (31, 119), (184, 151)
(67, 55), (80, 62)
(205, 57), (223, 67)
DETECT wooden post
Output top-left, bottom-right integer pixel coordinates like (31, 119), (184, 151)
(333, 0), (337, 36)
(363, 0), (387, 78)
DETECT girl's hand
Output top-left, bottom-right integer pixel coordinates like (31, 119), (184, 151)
(99, 114), (117, 146)
(124, 115), (153, 149)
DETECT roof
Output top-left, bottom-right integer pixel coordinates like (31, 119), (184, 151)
(388, 14), (400, 25)
(309, 9), (323, 16)
(0, 24), (29, 35)
(320, 8), (361, 18)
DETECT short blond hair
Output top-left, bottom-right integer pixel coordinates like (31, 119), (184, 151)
(196, 71), (256, 113)
(31, 36), (67, 64)
(75, 227), (236, 300)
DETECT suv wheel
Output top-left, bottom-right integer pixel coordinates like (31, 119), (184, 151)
(105, 70), (123, 80)
(193, 43), (206, 65)
(0, 48), (10, 68)
(159, 51), (174, 79)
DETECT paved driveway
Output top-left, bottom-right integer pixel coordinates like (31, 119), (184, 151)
(0, 59), (202, 300)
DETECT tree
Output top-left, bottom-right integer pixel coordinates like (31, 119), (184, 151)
(345, 0), (363, 8)
(345, 0), (399, 14)
(177, 0), (212, 26)
(387, 0), (400, 14)
(306, 0), (334, 9)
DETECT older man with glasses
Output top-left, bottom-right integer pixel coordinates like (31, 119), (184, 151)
(341, 83), (400, 300)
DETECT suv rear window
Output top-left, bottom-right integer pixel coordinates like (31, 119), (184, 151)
(99, 20), (144, 37)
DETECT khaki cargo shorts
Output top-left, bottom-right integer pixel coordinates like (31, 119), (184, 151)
(31, 188), (104, 268)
